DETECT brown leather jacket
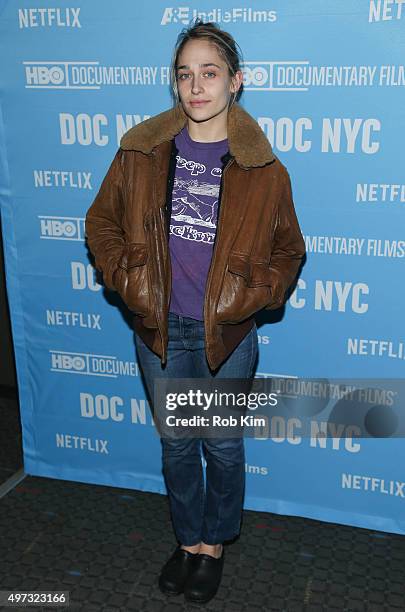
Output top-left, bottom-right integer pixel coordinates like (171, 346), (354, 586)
(85, 103), (305, 370)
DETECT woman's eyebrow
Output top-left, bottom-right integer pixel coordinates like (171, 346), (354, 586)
(177, 63), (222, 70)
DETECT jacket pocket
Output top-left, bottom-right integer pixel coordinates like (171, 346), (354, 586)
(116, 243), (151, 317)
(216, 252), (273, 323)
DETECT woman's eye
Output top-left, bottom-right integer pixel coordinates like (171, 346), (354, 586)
(177, 71), (216, 80)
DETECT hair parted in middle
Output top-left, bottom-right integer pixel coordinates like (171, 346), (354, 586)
(170, 19), (244, 107)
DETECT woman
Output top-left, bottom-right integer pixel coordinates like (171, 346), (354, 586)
(85, 21), (305, 604)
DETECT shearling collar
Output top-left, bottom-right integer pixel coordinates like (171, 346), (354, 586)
(120, 103), (275, 168)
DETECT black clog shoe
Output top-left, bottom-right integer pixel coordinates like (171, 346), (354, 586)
(158, 545), (199, 596)
(184, 548), (225, 604)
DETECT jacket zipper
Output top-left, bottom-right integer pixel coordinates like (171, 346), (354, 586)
(150, 150), (166, 362)
(164, 142), (177, 333)
(203, 157), (234, 363)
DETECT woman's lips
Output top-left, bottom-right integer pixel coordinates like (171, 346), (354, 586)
(189, 100), (209, 107)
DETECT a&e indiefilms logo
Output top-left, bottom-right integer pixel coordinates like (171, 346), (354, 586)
(160, 7), (277, 25)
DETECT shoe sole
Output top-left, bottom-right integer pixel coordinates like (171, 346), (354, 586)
(159, 585), (183, 596)
(184, 590), (219, 604)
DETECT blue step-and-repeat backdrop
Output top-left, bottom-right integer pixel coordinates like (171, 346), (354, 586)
(0, 1), (404, 534)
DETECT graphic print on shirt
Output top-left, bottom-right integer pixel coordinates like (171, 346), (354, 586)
(168, 126), (228, 319)
(170, 153), (222, 241)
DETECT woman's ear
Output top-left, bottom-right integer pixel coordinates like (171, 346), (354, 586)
(230, 69), (244, 94)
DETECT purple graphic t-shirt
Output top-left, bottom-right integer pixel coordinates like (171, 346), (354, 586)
(168, 127), (229, 321)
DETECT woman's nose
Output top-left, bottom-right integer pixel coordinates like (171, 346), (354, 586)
(191, 74), (203, 94)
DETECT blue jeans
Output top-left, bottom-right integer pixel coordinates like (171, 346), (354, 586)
(135, 312), (258, 546)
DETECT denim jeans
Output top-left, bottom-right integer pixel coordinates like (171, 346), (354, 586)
(135, 312), (258, 546)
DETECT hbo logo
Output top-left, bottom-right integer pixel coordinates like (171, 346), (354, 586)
(51, 354), (86, 371)
(242, 64), (270, 88)
(25, 65), (65, 86)
(40, 219), (78, 238)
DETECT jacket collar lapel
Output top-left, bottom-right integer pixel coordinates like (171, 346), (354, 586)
(120, 103), (275, 168)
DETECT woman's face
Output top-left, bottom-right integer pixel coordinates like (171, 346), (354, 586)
(176, 38), (241, 126)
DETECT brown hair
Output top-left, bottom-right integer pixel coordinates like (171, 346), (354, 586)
(171, 20), (244, 106)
